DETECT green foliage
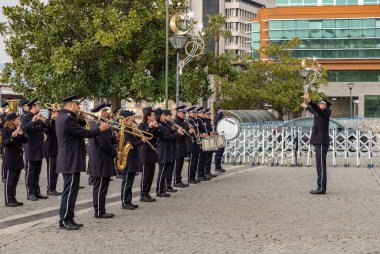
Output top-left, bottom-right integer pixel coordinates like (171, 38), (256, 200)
(218, 39), (328, 120)
(204, 14), (231, 56)
(0, 0), (188, 102)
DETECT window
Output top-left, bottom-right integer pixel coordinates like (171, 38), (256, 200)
(365, 95), (380, 118)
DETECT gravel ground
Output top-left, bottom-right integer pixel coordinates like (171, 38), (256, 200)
(1, 162), (380, 254)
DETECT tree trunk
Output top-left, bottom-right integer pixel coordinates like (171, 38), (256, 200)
(110, 95), (121, 113)
(215, 31), (219, 57)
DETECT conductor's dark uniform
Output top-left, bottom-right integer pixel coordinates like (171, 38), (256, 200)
(306, 99), (332, 194)
(56, 96), (101, 229)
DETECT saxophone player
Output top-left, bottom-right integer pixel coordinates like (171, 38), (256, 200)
(88, 102), (117, 218)
(120, 110), (148, 210)
(138, 107), (160, 202)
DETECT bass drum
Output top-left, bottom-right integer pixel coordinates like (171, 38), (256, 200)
(216, 117), (240, 140)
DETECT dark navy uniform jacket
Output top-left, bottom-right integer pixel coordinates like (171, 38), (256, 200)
(88, 121), (117, 177)
(214, 112), (223, 126)
(1, 127), (27, 170)
(55, 109), (100, 174)
(123, 126), (144, 173)
(43, 119), (58, 158)
(205, 118), (213, 134)
(21, 112), (47, 161)
(173, 117), (188, 158)
(307, 100), (331, 146)
(157, 121), (178, 164)
(186, 116), (200, 154)
(138, 122), (161, 164)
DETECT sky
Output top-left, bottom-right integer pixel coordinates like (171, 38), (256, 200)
(0, 0), (19, 63)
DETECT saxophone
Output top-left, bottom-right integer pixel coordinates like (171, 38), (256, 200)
(116, 120), (133, 171)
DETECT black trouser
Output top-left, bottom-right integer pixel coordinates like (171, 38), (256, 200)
(4, 169), (22, 203)
(315, 144), (328, 192)
(156, 163), (170, 194)
(1, 164), (6, 182)
(140, 163), (156, 197)
(174, 156), (185, 184)
(26, 160), (42, 197)
(197, 151), (207, 178)
(59, 173), (80, 223)
(215, 148), (224, 169)
(165, 162), (175, 189)
(46, 157), (59, 192)
(121, 172), (136, 206)
(23, 144), (28, 186)
(205, 152), (213, 175)
(187, 153), (199, 181)
(93, 177), (111, 216)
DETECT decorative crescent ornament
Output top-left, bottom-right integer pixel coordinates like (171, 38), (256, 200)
(170, 13), (189, 35)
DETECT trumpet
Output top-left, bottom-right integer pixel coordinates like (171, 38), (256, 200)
(170, 120), (195, 141)
(45, 103), (61, 110)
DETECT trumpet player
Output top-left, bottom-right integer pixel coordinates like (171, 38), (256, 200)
(173, 105), (192, 188)
(186, 106), (201, 184)
(21, 98), (49, 201)
(139, 107), (160, 202)
(88, 102), (117, 218)
(120, 110), (148, 210)
(2, 113), (27, 207)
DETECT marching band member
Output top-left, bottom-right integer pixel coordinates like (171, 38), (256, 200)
(173, 105), (191, 188)
(19, 99), (32, 188)
(139, 107), (160, 202)
(204, 108), (217, 179)
(88, 102), (117, 218)
(45, 108), (61, 196)
(21, 98), (49, 201)
(120, 110), (147, 210)
(56, 95), (109, 230)
(186, 106), (201, 184)
(1, 102), (11, 183)
(195, 107), (209, 181)
(214, 107), (226, 173)
(2, 113), (27, 207)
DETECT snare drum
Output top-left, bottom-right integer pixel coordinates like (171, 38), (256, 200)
(200, 137), (218, 152)
(216, 135), (226, 148)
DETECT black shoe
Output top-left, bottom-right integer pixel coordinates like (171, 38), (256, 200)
(196, 178), (202, 183)
(157, 192), (171, 197)
(140, 196), (156, 202)
(204, 174), (213, 180)
(198, 176), (209, 181)
(27, 195), (38, 201)
(70, 220), (84, 227)
(147, 195), (156, 202)
(60, 221), (79, 230)
(79, 186), (85, 189)
(165, 187), (177, 193)
(310, 190), (326, 195)
(95, 212), (115, 219)
(14, 199), (23, 206)
(188, 179), (198, 184)
(110, 178), (114, 181)
(36, 194), (49, 199)
(1, 178), (4, 183)
(207, 173), (217, 178)
(5, 202), (18, 207)
(122, 204), (135, 210)
(47, 190), (62, 196)
(131, 203), (139, 209)
(215, 168), (226, 173)
(174, 182), (189, 188)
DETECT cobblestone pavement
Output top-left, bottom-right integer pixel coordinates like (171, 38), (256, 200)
(1, 162), (380, 254)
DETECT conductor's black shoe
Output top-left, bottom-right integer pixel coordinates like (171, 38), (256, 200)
(122, 204), (135, 210)
(5, 202), (18, 207)
(215, 168), (226, 173)
(188, 179), (198, 184)
(95, 212), (115, 219)
(157, 192), (171, 197)
(60, 221), (79, 230)
(36, 194), (49, 199)
(14, 199), (23, 206)
(165, 187), (177, 193)
(79, 186), (85, 189)
(310, 190), (326, 195)
(27, 195), (38, 201)
(140, 195), (155, 202)
(70, 220), (84, 227)
(47, 190), (62, 196)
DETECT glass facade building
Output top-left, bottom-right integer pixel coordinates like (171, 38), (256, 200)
(275, 0), (380, 7)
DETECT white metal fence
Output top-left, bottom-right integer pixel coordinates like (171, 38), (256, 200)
(224, 126), (380, 168)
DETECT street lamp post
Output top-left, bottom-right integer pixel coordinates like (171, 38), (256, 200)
(346, 82), (355, 118)
(299, 69), (310, 117)
(169, 35), (187, 108)
(165, 0), (169, 109)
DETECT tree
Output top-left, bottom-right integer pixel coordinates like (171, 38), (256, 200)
(0, 0), (186, 105)
(0, 22), (7, 37)
(205, 14), (231, 57)
(218, 39), (327, 120)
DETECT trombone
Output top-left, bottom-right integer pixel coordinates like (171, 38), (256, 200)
(44, 102), (153, 140)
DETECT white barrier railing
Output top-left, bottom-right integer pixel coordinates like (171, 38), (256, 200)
(224, 126), (379, 168)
